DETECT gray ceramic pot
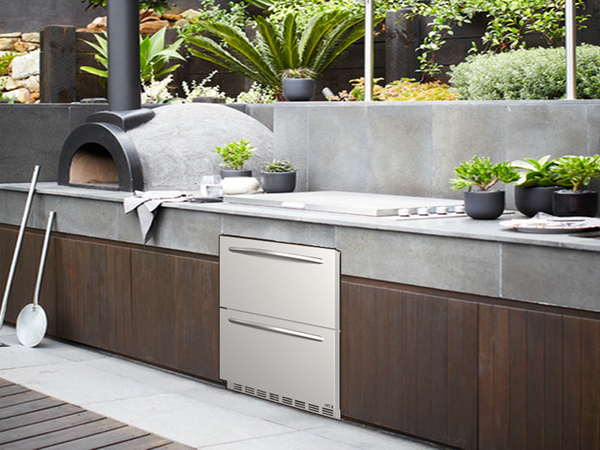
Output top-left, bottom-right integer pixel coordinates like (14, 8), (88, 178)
(282, 78), (315, 101)
(260, 171), (296, 193)
(552, 190), (598, 217)
(514, 185), (563, 217)
(464, 190), (505, 220)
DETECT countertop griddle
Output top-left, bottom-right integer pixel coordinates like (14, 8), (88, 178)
(224, 191), (464, 217)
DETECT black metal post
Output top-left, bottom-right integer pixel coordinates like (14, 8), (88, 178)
(108, 0), (141, 111)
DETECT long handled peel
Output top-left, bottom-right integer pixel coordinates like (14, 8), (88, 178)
(0, 166), (40, 330)
(16, 211), (55, 347)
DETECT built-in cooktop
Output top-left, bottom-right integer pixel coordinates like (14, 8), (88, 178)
(224, 191), (465, 218)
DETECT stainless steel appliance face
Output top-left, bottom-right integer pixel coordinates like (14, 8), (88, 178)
(220, 235), (340, 329)
(219, 235), (340, 419)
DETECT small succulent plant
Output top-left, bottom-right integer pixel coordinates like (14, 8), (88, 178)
(549, 155), (600, 192)
(450, 156), (520, 191)
(262, 159), (296, 173)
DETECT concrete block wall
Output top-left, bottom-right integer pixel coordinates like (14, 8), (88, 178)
(271, 100), (600, 207)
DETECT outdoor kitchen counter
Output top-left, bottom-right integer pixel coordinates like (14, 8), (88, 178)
(0, 182), (598, 313)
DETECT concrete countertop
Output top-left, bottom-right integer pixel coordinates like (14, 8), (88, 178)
(5, 182), (598, 253)
(1, 183), (599, 313)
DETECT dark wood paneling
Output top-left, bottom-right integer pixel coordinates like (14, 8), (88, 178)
(131, 247), (219, 380)
(0, 227), (57, 334)
(0, 226), (219, 383)
(341, 278), (478, 449)
(478, 304), (600, 450)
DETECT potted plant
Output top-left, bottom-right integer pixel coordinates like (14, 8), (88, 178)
(260, 160), (297, 193)
(450, 156), (520, 220)
(549, 155), (600, 217)
(212, 139), (255, 178)
(511, 155), (570, 217)
(282, 68), (316, 101)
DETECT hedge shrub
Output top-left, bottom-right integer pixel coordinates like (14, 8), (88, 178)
(449, 45), (600, 100)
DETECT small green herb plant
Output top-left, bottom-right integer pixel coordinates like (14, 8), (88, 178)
(511, 155), (569, 188)
(548, 155), (600, 192)
(212, 139), (255, 170)
(262, 159), (296, 172)
(450, 156), (520, 191)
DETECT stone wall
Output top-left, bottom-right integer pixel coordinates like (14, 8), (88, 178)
(0, 33), (40, 103)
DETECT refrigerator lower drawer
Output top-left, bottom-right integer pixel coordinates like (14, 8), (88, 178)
(220, 308), (340, 419)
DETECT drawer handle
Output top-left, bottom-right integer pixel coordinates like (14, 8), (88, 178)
(228, 318), (324, 342)
(228, 247), (323, 264)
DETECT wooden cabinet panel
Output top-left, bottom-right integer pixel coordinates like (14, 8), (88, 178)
(0, 226), (221, 383)
(479, 304), (600, 450)
(0, 227), (57, 334)
(131, 248), (219, 381)
(341, 278), (478, 449)
(54, 237), (132, 350)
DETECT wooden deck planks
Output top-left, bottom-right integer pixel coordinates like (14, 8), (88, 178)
(0, 378), (193, 450)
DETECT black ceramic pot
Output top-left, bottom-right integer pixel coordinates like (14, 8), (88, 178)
(282, 78), (315, 101)
(464, 190), (505, 220)
(220, 169), (252, 179)
(552, 190), (598, 217)
(260, 171), (296, 193)
(514, 185), (563, 217)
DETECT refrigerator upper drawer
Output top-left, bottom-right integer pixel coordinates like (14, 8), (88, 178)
(219, 235), (340, 329)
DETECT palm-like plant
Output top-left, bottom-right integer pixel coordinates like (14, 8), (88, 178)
(81, 27), (186, 86)
(185, 11), (380, 93)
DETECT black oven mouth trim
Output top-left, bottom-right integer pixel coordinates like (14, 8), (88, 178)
(58, 121), (144, 192)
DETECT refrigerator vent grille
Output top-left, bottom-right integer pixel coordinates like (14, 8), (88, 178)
(228, 381), (340, 419)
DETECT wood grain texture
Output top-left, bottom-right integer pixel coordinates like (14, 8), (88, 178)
(341, 278), (478, 449)
(0, 226), (220, 383)
(478, 305), (600, 449)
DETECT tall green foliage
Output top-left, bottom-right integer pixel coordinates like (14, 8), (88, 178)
(399, 0), (589, 76)
(81, 27), (186, 86)
(185, 10), (378, 93)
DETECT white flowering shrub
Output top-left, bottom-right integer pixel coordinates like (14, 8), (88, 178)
(141, 75), (175, 104)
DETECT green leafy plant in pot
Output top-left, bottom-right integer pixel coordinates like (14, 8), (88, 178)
(450, 156), (520, 220)
(260, 159), (297, 193)
(282, 68), (317, 101)
(212, 139), (255, 178)
(549, 155), (600, 217)
(512, 155), (570, 217)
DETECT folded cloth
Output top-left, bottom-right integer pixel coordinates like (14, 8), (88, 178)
(124, 191), (190, 243)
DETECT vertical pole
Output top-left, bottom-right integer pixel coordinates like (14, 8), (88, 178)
(108, 0), (141, 111)
(364, 0), (374, 101)
(565, 0), (577, 99)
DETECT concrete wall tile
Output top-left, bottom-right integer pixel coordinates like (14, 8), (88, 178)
(502, 243), (600, 312)
(306, 104), (369, 192)
(273, 105), (309, 192)
(365, 103), (433, 196)
(337, 226), (501, 296)
(431, 102), (507, 200)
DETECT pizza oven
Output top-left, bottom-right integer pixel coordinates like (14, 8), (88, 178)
(58, 0), (151, 192)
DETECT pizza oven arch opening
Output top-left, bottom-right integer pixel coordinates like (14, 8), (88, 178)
(69, 143), (118, 187)
(58, 122), (144, 192)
